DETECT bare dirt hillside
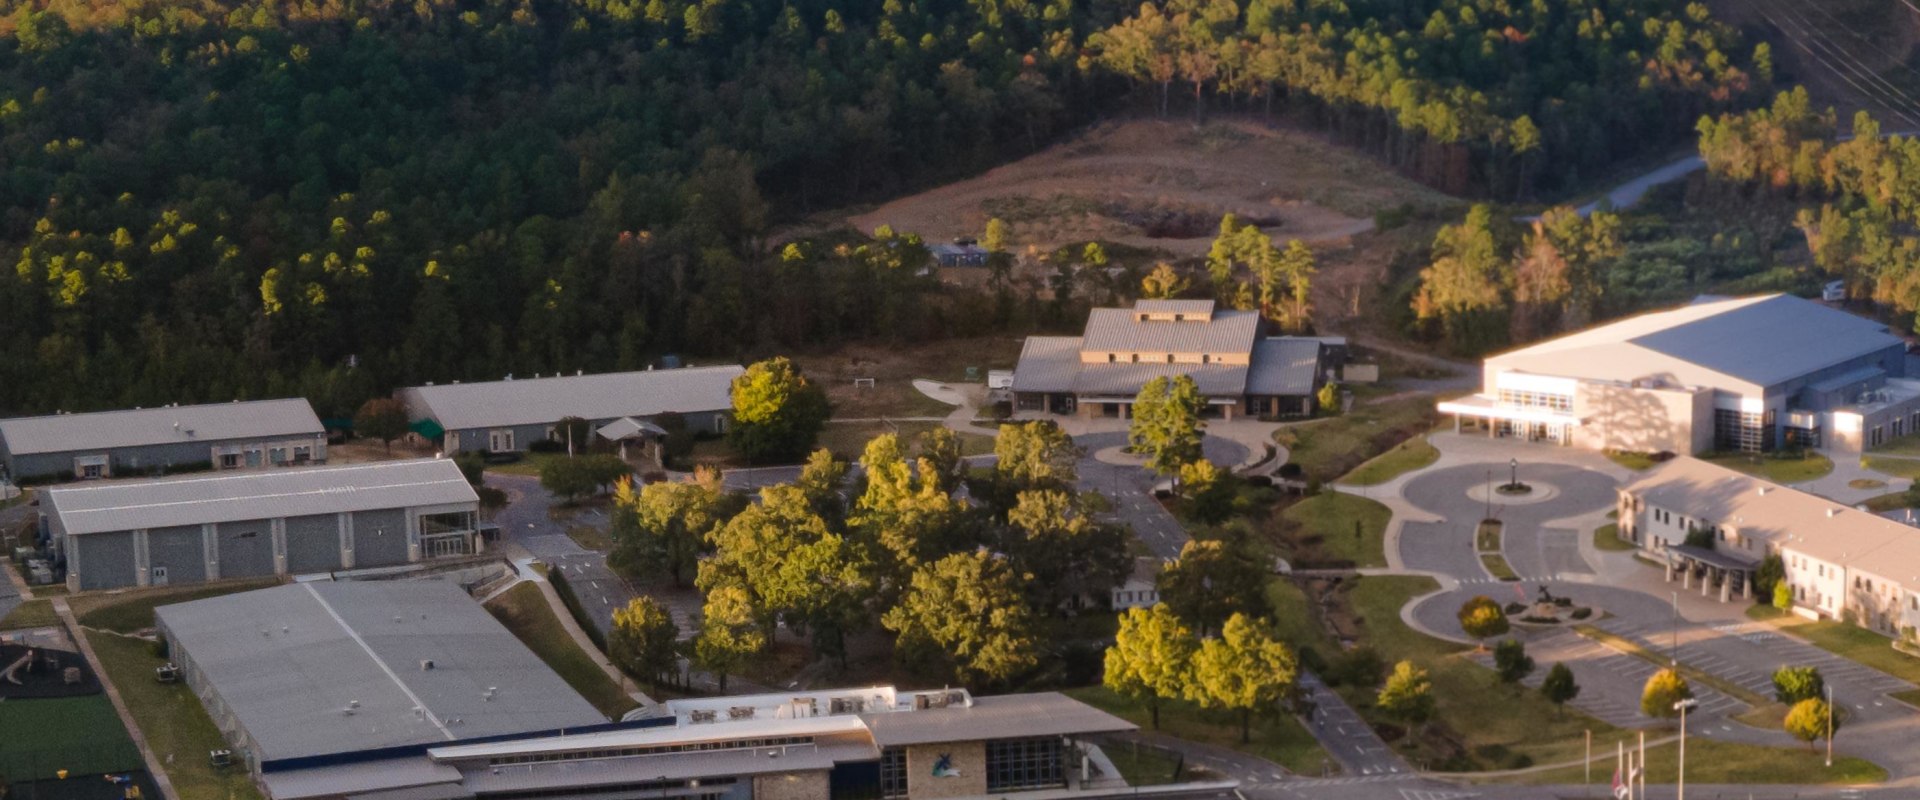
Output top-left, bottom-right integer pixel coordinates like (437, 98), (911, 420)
(844, 118), (1452, 259)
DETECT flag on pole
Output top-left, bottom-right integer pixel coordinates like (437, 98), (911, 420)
(1612, 767), (1627, 800)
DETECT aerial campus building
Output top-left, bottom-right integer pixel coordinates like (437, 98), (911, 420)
(158, 581), (1204, 800)
(1438, 294), (1920, 455)
(38, 459), (480, 592)
(398, 366), (743, 455)
(1011, 299), (1333, 419)
(0, 398), (327, 483)
(1617, 456), (1920, 637)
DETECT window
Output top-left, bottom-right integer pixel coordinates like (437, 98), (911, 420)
(880, 747), (907, 799)
(1165, 354), (1174, 364)
(220, 453), (242, 469)
(1496, 389), (1572, 412)
(489, 429), (517, 452)
(1713, 408), (1771, 453)
(986, 737), (1066, 792)
(1130, 354), (1139, 363)
(1202, 354), (1210, 364)
(1107, 353), (1116, 363)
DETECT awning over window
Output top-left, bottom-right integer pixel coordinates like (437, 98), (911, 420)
(410, 418), (446, 440)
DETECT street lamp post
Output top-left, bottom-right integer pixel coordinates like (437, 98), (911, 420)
(1670, 590), (1679, 666)
(1674, 697), (1699, 800)
(1826, 684), (1835, 767)
(1508, 457), (1518, 489)
(1484, 469), (1493, 522)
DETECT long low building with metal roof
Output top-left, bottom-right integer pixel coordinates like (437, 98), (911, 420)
(1438, 293), (1920, 455)
(1010, 299), (1333, 420)
(0, 398), (327, 483)
(245, 683), (1227, 800)
(397, 365), (743, 455)
(39, 458), (481, 591)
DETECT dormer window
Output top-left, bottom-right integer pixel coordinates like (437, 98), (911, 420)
(1174, 314), (1184, 321)
(1202, 354), (1210, 364)
(1108, 353), (1116, 363)
(1131, 354), (1139, 363)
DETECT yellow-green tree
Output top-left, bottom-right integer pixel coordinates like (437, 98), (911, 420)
(1456, 595), (1508, 649)
(693, 585), (765, 694)
(608, 596), (680, 691)
(1141, 262), (1189, 299)
(1376, 660), (1435, 732)
(1187, 613), (1298, 742)
(728, 357), (831, 463)
(1783, 697), (1839, 751)
(883, 549), (1040, 685)
(1103, 604), (1197, 730)
(1130, 375), (1204, 478)
(1640, 668), (1693, 719)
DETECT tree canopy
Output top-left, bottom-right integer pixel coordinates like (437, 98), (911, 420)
(729, 357), (831, 463)
(1130, 374), (1205, 478)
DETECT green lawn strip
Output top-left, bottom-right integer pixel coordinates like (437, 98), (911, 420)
(1592, 523), (1635, 552)
(1275, 396), (1439, 484)
(1063, 686), (1328, 775)
(1266, 579), (1340, 659)
(1479, 553), (1517, 581)
(1699, 451), (1833, 483)
(1280, 493), (1392, 569)
(1733, 702), (1788, 730)
(566, 525), (613, 551)
(1892, 688), (1920, 707)
(1338, 437), (1439, 486)
(1571, 625), (1771, 708)
(1746, 614), (1920, 688)
(74, 579), (283, 634)
(1475, 520), (1501, 552)
(1870, 432), (1920, 457)
(484, 452), (563, 477)
(1604, 451), (1659, 471)
(0, 694), (144, 780)
(484, 582), (637, 720)
(1861, 455), (1920, 480)
(1343, 576), (1613, 770)
(86, 631), (265, 800)
(1863, 491), (1916, 513)
(0, 597), (58, 629)
(1093, 739), (1192, 785)
(1502, 737), (1884, 786)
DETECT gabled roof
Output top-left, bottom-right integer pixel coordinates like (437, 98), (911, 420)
(1489, 294), (1903, 390)
(401, 366), (743, 432)
(155, 581), (604, 761)
(1080, 307), (1261, 355)
(1246, 338), (1324, 396)
(44, 459), (477, 535)
(0, 399), (323, 456)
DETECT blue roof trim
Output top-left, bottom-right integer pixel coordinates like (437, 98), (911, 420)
(259, 717), (677, 773)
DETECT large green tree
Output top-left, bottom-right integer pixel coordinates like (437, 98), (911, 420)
(882, 549), (1041, 685)
(354, 397), (410, 453)
(1006, 489), (1130, 612)
(1376, 660), (1435, 733)
(693, 585), (766, 694)
(729, 357), (831, 463)
(1157, 538), (1270, 636)
(608, 596), (680, 692)
(1130, 375), (1205, 478)
(1187, 614), (1299, 743)
(1103, 603), (1197, 730)
(609, 468), (735, 587)
(1640, 668), (1694, 719)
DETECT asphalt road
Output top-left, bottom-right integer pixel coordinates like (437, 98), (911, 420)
(489, 472), (634, 637)
(1070, 431), (1247, 561)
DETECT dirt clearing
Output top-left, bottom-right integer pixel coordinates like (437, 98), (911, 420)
(847, 117), (1452, 258)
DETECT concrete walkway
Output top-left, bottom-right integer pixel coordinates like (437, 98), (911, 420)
(1792, 451), (1913, 506)
(52, 597), (182, 800)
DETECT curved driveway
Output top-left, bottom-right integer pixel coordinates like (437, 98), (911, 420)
(1398, 463), (1615, 581)
(1073, 431), (1248, 560)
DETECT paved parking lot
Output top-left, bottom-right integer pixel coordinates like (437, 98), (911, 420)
(1470, 629), (1742, 729)
(1594, 616), (1915, 717)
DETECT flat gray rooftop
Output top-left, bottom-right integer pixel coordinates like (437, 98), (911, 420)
(402, 366), (743, 431)
(156, 580), (605, 761)
(0, 398), (323, 456)
(44, 459), (477, 536)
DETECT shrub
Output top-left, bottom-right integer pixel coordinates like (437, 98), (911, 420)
(1504, 602), (1526, 615)
(528, 439), (567, 454)
(1570, 607), (1592, 620)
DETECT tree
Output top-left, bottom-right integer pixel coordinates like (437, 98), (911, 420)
(1755, 553), (1786, 598)
(608, 596), (680, 691)
(577, 453), (634, 494)
(1158, 538), (1270, 635)
(1104, 604), (1198, 730)
(539, 456), (598, 503)
(700, 484), (865, 654)
(1456, 596), (1509, 649)
(553, 416), (593, 454)
(1141, 262), (1190, 299)
(693, 585), (765, 694)
(1130, 375), (1204, 478)
(354, 397), (409, 453)
(1006, 489), (1130, 612)
(1540, 662), (1580, 716)
(1188, 614), (1299, 742)
(610, 468), (732, 587)
(914, 427), (964, 494)
(992, 421), (1081, 496)
(1773, 580), (1793, 613)
(1412, 205), (1511, 353)
(1177, 459), (1233, 524)
(883, 549), (1042, 685)
(852, 434), (966, 586)
(729, 357), (831, 463)
(1493, 638), (1534, 685)
(1376, 660), (1435, 732)
(795, 448), (850, 522)
(1640, 668), (1694, 719)
(1783, 697), (1839, 751)
(1315, 381), (1338, 414)
(1772, 666), (1824, 704)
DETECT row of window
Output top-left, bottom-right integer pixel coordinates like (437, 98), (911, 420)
(1496, 389), (1572, 412)
(485, 736), (813, 767)
(481, 778), (735, 800)
(1104, 353), (1223, 365)
(986, 737), (1066, 792)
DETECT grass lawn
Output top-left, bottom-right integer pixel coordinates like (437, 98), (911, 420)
(1338, 436), (1439, 486)
(1604, 451), (1660, 471)
(1746, 613), (1920, 689)
(1861, 455), (1920, 480)
(1699, 450), (1832, 484)
(567, 525), (613, 552)
(1278, 492), (1392, 568)
(73, 579), (282, 633)
(1572, 625), (1770, 707)
(0, 695), (143, 780)
(484, 582), (638, 720)
(0, 597), (57, 629)
(1849, 478), (1887, 490)
(1506, 737), (1884, 785)
(816, 420), (994, 461)
(1871, 431), (1920, 457)
(1592, 523), (1635, 552)
(484, 451), (563, 477)
(1266, 579), (1340, 658)
(86, 630), (265, 800)
(1274, 396), (1438, 484)
(1479, 553), (1518, 581)
(1863, 491), (1916, 513)
(1096, 739), (1191, 785)
(1342, 576), (1619, 771)
(1475, 520), (1501, 552)
(1064, 686), (1329, 775)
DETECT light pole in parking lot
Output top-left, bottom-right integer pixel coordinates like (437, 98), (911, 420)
(1674, 697), (1698, 800)
(1508, 457), (1518, 490)
(1826, 684), (1835, 767)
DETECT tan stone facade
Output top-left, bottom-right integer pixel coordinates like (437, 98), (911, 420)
(751, 770), (830, 800)
(1571, 381), (1714, 455)
(904, 741), (987, 798)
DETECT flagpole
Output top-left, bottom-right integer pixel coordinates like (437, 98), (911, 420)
(1636, 729), (1645, 800)
(1616, 741), (1624, 800)
(1584, 729), (1591, 797)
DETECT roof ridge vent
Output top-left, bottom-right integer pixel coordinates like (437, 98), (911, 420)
(1828, 507), (1842, 518)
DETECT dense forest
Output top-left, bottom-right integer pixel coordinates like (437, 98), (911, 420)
(0, 0), (1765, 416)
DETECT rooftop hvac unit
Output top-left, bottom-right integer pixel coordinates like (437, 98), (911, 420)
(209, 750), (233, 769)
(420, 659), (435, 671)
(689, 709), (717, 724)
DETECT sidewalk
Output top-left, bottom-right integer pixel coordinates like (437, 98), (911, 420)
(52, 597), (181, 800)
(497, 553), (656, 708)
